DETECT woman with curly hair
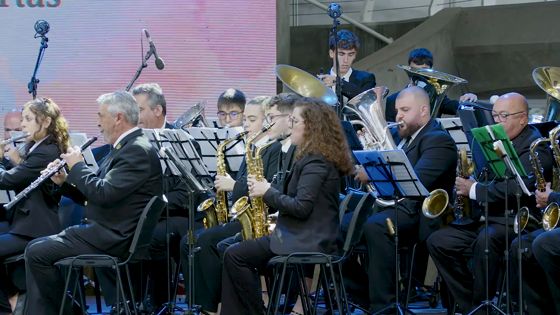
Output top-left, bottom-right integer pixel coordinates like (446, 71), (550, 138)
(221, 97), (353, 315)
(0, 97), (69, 313)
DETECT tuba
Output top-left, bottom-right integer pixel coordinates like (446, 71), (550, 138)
(197, 130), (248, 228)
(397, 65), (468, 118)
(344, 87), (398, 150)
(532, 67), (560, 122)
(515, 137), (560, 233)
(275, 64), (338, 106)
(232, 123), (276, 240)
(423, 148), (474, 224)
(174, 101), (210, 130)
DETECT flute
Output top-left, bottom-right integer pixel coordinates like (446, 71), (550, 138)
(4, 137), (98, 211)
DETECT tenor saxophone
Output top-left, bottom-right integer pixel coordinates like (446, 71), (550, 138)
(197, 131), (248, 228)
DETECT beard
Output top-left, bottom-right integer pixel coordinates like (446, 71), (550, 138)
(397, 121), (421, 139)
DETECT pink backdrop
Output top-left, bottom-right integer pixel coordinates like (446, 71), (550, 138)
(0, 0), (277, 143)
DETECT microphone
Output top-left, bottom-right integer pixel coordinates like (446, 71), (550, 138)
(328, 3), (342, 19)
(34, 20), (50, 37)
(143, 29), (165, 70)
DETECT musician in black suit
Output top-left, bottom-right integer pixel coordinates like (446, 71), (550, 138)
(221, 97), (354, 315)
(24, 91), (163, 315)
(361, 86), (458, 312)
(506, 169), (560, 314)
(427, 92), (553, 313)
(181, 96), (281, 315)
(0, 98), (69, 314)
(384, 48), (478, 122)
(318, 29), (376, 101)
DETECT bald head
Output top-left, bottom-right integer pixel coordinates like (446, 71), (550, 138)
(492, 92), (529, 140)
(4, 111), (22, 140)
(395, 86), (431, 138)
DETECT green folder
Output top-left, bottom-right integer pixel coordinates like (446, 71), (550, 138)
(471, 124), (527, 178)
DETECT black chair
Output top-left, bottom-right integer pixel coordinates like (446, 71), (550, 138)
(55, 195), (167, 315)
(266, 190), (374, 315)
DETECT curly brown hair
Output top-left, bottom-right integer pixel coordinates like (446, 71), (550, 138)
(24, 98), (70, 153)
(293, 98), (353, 175)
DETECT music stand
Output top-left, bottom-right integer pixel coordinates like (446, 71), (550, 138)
(184, 127), (245, 176)
(470, 124), (530, 315)
(354, 149), (429, 315)
(144, 129), (211, 315)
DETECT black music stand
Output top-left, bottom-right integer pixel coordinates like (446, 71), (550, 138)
(145, 129), (211, 315)
(354, 149), (429, 315)
(470, 126), (530, 315)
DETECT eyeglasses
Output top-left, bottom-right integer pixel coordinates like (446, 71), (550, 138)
(288, 115), (302, 128)
(266, 113), (289, 123)
(217, 111), (241, 120)
(491, 110), (526, 121)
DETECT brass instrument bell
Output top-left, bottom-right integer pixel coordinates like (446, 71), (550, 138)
(533, 67), (560, 122)
(275, 64), (338, 106)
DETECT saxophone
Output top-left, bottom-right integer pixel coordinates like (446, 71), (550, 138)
(515, 137), (559, 233)
(452, 148), (474, 223)
(549, 125), (560, 191)
(197, 130), (248, 228)
(232, 123), (275, 240)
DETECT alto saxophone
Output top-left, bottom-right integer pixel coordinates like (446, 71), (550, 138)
(453, 148), (474, 223)
(515, 137), (560, 233)
(197, 131), (248, 228)
(232, 123), (275, 240)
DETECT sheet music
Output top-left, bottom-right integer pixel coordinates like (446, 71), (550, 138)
(494, 140), (531, 196)
(70, 132), (98, 173)
(353, 149), (429, 199)
(144, 128), (213, 188)
(0, 190), (15, 204)
(184, 127), (245, 174)
(438, 117), (470, 156)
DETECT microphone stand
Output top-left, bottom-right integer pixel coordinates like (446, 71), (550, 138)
(329, 8), (343, 119)
(125, 37), (154, 92)
(28, 34), (49, 99)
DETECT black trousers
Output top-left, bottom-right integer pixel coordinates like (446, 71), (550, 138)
(510, 229), (555, 314)
(24, 226), (108, 315)
(181, 221), (241, 312)
(362, 208), (419, 312)
(0, 222), (32, 313)
(426, 222), (513, 312)
(533, 228), (560, 314)
(221, 236), (274, 315)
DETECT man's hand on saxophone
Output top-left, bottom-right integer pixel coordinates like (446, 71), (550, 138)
(455, 176), (474, 197)
(247, 174), (270, 198)
(214, 173), (235, 192)
(536, 182), (553, 208)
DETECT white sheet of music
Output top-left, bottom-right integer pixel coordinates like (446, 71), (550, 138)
(70, 132), (98, 173)
(185, 127), (245, 174)
(438, 117), (470, 156)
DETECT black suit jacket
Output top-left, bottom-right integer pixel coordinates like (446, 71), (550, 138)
(474, 125), (553, 224)
(384, 90), (459, 122)
(391, 119), (458, 240)
(0, 137), (62, 238)
(265, 154), (341, 255)
(231, 141), (281, 204)
(62, 129), (163, 257)
(341, 69), (376, 100)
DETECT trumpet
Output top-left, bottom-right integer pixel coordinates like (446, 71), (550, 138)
(4, 137), (97, 211)
(0, 133), (29, 146)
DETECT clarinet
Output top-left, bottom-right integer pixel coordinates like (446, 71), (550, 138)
(4, 137), (98, 211)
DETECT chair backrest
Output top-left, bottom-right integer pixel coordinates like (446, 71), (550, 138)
(126, 195), (167, 262)
(340, 190), (374, 255)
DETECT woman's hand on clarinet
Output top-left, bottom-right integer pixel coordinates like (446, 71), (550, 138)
(248, 175), (271, 197)
(45, 159), (67, 186)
